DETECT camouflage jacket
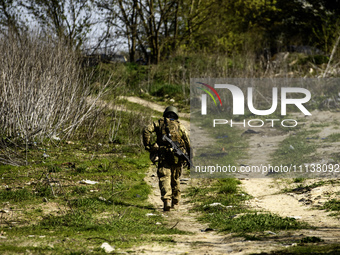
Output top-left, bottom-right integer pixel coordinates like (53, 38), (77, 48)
(143, 117), (190, 155)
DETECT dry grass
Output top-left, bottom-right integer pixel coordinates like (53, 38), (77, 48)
(0, 33), (108, 165)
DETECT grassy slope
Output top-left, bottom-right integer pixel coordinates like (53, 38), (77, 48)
(2, 57), (340, 254)
(0, 108), (185, 254)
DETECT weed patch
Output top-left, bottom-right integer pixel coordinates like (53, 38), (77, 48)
(222, 213), (308, 233)
(0, 188), (34, 202)
(283, 180), (334, 194)
(272, 130), (317, 167)
(190, 115), (247, 178)
(298, 236), (324, 243)
(251, 244), (340, 254)
(324, 133), (340, 142)
(187, 178), (308, 235)
(322, 199), (340, 215)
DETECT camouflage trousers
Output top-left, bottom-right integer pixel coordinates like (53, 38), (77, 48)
(157, 161), (182, 202)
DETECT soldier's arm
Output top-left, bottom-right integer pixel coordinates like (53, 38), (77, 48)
(142, 121), (158, 150)
(179, 124), (191, 153)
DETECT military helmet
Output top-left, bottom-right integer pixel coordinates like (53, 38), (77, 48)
(163, 106), (179, 119)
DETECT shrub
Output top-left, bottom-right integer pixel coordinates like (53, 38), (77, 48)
(0, 32), (107, 165)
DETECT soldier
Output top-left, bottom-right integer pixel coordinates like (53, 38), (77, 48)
(143, 106), (190, 211)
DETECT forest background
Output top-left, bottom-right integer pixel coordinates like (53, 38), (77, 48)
(1, 0), (340, 154)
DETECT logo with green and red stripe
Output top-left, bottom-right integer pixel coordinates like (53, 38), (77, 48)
(197, 82), (222, 107)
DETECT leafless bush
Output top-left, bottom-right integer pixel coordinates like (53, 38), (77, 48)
(125, 111), (152, 147)
(0, 33), (107, 165)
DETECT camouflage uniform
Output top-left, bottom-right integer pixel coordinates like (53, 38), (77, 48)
(143, 107), (190, 211)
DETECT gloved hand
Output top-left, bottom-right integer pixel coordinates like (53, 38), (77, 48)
(183, 160), (190, 170)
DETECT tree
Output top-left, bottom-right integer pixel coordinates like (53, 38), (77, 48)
(21, 0), (93, 49)
(182, 0), (278, 53)
(134, 0), (178, 63)
(306, 0), (340, 52)
(263, 0), (340, 53)
(96, 0), (184, 64)
(96, 0), (139, 62)
(0, 0), (27, 37)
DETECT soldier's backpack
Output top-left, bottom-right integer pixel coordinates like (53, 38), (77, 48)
(157, 117), (185, 164)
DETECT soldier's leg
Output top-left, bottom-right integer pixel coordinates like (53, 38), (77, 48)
(171, 165), (182, 208)
(157, 164), (172, 211)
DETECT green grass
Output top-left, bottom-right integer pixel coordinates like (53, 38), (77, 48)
(221, 213), (308, 233)
(282, 180), (328, 194)
(0, 102), (189, 254)
(0, 188), (34, 202)
(187, 178), (309, 235)
(322, 199), (340, 215)
(272, 130), (317, 168)
(0, 150), (187, 254)
(324, 133), (340, 142)
(190, 114), (247, 178)
(310, 122), (330, 128)
(250, 244), (340, 255)
(282, 179), (340, 194)
(293, 177), (305, 183)
(150, 83), (188, 99)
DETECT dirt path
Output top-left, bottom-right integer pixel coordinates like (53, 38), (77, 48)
(134, 166), (290, 255)
(122, 97), (340, 254)
(120, 96), (190, 119)
(240, 111), (340, 246)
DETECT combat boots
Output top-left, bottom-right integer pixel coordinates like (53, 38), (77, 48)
(163, 199), (171, 211)
(171, 199), (179, 210)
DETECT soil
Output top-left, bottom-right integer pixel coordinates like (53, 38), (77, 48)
(123, 97), (340, 255)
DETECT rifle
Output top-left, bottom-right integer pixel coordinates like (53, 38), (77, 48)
(162, 134), (194, 168)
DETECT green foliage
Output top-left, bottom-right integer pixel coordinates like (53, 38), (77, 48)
(35, 183), (53, 197)
(310, 122), (330, 128)
(75, 164), (88, 174)
(4, 0), (340, 67)
(0, 245), (54, 254)
(47, 164), (62, 173)
(150, 83), (184, 98)
(124, 63), (149, 88)
(0, 147), (186, 253)
(73, 186), (87, 195)
(295, 54), (329, 66)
